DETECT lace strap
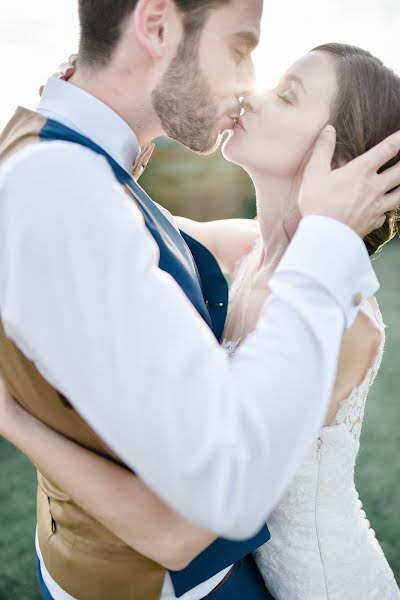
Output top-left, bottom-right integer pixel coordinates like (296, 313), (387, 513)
(360, 298), (385, 333)
(334, 298), (385, 439)
(362, 299), (386, 386)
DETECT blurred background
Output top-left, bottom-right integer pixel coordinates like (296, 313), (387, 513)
(0, 0), (399, 597)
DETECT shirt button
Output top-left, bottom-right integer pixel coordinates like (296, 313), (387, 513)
(353, 292), (363, 306)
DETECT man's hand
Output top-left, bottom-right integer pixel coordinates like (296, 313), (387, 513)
(39, 54), (77, 96)
(300, 125), (400, 238)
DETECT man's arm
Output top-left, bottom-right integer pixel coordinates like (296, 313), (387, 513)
(0, 388), (214, 571)
(0, 140), (380, 538)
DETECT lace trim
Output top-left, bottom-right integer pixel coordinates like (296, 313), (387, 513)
(221, 339), (240, 358)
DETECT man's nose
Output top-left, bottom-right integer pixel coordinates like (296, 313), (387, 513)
(235, 60), (256, 104)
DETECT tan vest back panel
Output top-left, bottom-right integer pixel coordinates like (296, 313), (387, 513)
(0, 108), (165, 600)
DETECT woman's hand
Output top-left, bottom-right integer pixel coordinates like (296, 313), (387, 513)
(0, 377), (25, 438)
(39, 54), (77, 96)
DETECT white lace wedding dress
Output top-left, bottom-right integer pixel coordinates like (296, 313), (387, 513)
(223, 243), (400, 600)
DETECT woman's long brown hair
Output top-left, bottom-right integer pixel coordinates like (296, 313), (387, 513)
(312, 43), (400, 255)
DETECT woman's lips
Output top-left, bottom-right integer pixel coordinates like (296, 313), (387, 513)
(219, 116), (238, 132)
(233, 117), (246, 132)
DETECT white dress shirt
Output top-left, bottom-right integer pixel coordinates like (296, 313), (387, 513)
(0, 77), (378, 599)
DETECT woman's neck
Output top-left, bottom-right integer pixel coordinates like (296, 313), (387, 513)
(252, 173), (301, 277)
(222, 173), (301, 344)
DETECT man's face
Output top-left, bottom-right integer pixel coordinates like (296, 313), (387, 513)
(152, 0), (263, 154)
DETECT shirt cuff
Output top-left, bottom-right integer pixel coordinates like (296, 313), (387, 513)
(272, 216), (380, 327)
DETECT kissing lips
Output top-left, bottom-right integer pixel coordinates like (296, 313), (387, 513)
(233, 117), (246, 132)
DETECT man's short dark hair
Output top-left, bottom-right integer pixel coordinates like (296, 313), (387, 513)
(78, 0), (231, 67)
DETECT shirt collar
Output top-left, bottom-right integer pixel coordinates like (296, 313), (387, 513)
(37, 77), (140, 174)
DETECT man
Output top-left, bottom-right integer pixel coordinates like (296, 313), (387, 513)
(0, 0), (399, 598)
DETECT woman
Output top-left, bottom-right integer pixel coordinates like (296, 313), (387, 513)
(1, 43), (400, 598)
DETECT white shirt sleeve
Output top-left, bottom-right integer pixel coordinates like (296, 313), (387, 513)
(0, 142), (379, 538)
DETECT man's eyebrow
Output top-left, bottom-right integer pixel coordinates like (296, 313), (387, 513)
(284, 73), (307, 93)
(231, 30), (260, 51)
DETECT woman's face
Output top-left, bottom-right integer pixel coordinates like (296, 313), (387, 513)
(222, 51), (339, 178)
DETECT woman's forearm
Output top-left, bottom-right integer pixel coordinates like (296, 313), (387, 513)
(5, 406), (215, 569)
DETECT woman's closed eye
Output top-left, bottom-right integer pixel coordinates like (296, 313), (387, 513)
(277, 90), (297, 105)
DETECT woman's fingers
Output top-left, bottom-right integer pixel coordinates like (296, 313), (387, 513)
(39, 55), (77, 97)
(59, 62), (75, 77)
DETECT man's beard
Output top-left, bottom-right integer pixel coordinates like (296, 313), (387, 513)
(152, 34), (222, 155)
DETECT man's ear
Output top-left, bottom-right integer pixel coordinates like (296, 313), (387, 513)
(132, 0), (174, 59)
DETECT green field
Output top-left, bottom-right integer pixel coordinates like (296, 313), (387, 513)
(0, 240), (399, 600)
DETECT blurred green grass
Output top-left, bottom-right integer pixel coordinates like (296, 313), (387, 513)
(0, 240), (399, 600)
(356, 238), (400, 582)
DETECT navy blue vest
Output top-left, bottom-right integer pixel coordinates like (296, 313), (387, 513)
(39, 119), (270, 597)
